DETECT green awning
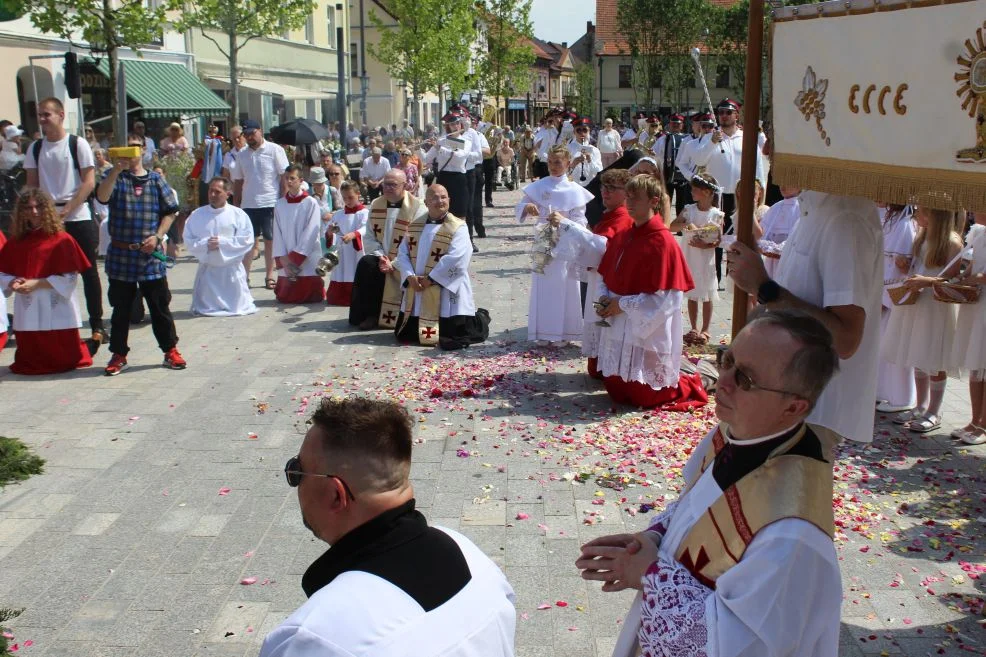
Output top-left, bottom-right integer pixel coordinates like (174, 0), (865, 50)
(90, 58), (229, 119)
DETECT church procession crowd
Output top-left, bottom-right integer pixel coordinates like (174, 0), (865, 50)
(2, 83), (986, 657)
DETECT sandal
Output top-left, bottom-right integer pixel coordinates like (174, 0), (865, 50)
(908, 413), (942, 434)
(697, 331), (711, 345)
(265, 278), (276, 290)
(892, 409), (922, 425)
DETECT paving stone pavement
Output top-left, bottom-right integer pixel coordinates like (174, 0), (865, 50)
(0, 185), (983, 657)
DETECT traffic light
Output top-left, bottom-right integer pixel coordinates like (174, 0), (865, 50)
(64, 52), (81, 99)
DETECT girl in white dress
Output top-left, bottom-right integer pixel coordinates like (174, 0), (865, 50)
(668, 172), (723, 346)
(325, 181), (368, 306)
(948, 211), (986, 444)
(875, 205), (918, 413)
(881, 207), (963, 433)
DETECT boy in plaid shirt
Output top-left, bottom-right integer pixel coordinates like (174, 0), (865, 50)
(96, 133), (186, 375)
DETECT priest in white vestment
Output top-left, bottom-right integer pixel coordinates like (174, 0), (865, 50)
(182, 177), (257, 317)
(393, 184), (488, 349)
(576, 310), (842, 657)
(516, 144), (593, 346)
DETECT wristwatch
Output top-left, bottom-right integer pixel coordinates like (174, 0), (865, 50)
(757, 279), (781, 305)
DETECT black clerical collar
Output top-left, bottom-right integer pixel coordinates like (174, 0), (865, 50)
(427, 212), (447, 224)
(711, 423), (825, 491)
(386, 201), (402, 208)
(301, 499), (472, 611)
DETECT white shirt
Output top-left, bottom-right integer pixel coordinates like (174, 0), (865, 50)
(23, 135), (95, 222)
(230, 140), (289, 209)
(675, 134), (708, 180)
(597, 128), (622, 154)
(259, 527), (516, 657)
(566, 139), (602, 187)
(775, 192), (883, 443)
(694, 129), (764, 194)
(361, 156), (391, 182)
(461, 128), (489, 168)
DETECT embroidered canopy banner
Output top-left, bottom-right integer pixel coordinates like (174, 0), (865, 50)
(771, 0), (986, 211)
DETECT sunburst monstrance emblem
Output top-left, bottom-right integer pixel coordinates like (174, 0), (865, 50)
(955, 21), (986, 162)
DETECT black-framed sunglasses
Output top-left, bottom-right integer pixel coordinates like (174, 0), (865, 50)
(284, 456), (356, 500)
(715, 347), (801, 397)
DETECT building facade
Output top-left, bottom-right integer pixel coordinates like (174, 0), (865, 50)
(0, 10), (226, 143)
(573, 2), (738, 123)
(193, 0), (351, 133)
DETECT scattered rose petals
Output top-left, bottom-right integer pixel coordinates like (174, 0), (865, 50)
(516, 512), (530, 520)
(556, 600), (568, 607)
(240, 577), (258, 585)
(218, 487), (231, 496)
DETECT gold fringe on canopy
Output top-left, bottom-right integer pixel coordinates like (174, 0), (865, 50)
(772, 153), (986, 212)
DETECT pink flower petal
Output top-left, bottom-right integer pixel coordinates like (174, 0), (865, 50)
(240, 577), (258, 585)
(556, 600), (568, 607)
(22, 641), (32, 647)
(537, 603), (552, 610)
(1, 632), (12, 639)
(902, 618), (912, 625)
(218, 487), (231, 496)
(516, 512), (530, 520)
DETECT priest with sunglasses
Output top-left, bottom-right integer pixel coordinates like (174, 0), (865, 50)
(576, 309), (843, 657)
(264, 397), (516, 657)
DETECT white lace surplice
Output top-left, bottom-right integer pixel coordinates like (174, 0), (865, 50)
(612, 429), (842, 657)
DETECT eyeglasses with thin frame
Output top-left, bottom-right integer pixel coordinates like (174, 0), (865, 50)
(716, 347), (802, 398)
(284, 456), (356, 500)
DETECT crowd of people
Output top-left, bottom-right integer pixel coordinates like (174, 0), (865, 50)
(2, 93), (985, 657)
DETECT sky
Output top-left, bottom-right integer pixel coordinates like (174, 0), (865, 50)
(530, 0), (594, 46)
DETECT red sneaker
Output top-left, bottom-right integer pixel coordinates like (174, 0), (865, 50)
(104, 354), (128, 376)
(163, 347), (187, 370)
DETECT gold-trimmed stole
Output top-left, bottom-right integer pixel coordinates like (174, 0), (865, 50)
(374, 194), (423, 329)
(673, 424), (835, 589)
(397, 214), (466, 345)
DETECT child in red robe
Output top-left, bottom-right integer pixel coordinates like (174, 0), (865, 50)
(0, 188), (93, 374)
(593, 174), (707, 409)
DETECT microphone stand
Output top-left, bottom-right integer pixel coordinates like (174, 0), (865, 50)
(691, 48), (726, 154)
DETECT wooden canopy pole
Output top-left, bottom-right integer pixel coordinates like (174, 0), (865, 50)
(731, 0), (766, 338)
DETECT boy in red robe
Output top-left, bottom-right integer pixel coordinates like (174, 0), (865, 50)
(0, 188), (93, 374)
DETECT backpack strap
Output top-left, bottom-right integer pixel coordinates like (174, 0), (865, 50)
(31, 135), (82, 174)
(68, 134), (80, 174)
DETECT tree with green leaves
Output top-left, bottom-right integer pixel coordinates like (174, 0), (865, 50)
(1, 0), (167, 142)
(476, 0), (534, 125)
(367, 0), (475, 129)
(573, 63), (595, 119)
(616, 0), (710, 110)
(171, 0), (315, 126)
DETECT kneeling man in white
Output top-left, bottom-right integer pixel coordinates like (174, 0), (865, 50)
(182, 176), (256, 316)
(261, 397), (516, 657)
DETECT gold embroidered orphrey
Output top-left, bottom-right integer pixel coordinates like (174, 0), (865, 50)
(395, 214), (466, 346)
(795, 66), (831, 147)
(956, 20), (986, 163)
(374, 194), (424, 329)
(673, 424), (835, 589)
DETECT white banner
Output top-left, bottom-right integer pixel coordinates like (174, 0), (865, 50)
(771, 0), (986, 210)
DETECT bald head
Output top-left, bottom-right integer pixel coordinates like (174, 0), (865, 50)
(425, 184), (450, 218)
(382, 168), (407, 203)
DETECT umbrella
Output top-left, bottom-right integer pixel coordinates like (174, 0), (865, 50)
(269, 118), (330, 145)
